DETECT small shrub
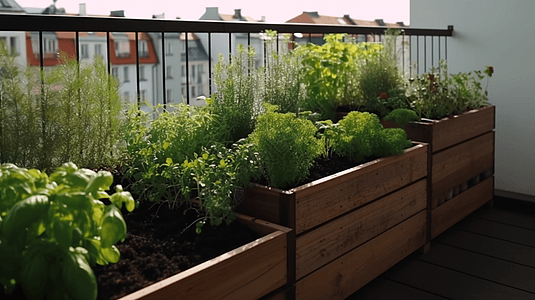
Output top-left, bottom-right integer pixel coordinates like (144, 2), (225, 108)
(330, 111), (383, 162)
(383, 108), (420, 128)
(373, 128), (413, 157)
(249, 107), (323, 188)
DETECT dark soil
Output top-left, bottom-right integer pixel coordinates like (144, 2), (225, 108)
(93, 201), (260, 300)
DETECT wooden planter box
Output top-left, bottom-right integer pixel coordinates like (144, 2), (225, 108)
(118, 214), (292, 300)
(382, 105), (495, 239)
(239, 143), (428, 299)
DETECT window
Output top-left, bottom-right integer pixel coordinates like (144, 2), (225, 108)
(181, 65), (185, 76)
(115, 40), (130, 57)
(190, 64), (195, 82)
(43, 38), (57, 53)
(166, 89), (172, 102)
(182, 41), (186, 53)
(123, 66), (129, 82)
(139, 40), (148, 57)
(197, 65), (203, 84)
(112, 67), (118, 78)
(139, 66), (146, 81)
(166, 66), (172, 79)
(198, 85), (203, 96)
(81, 44), (89, 58)
(165, 42), (172, 55)
(94, 44), (102, 57)
(191, 86), (196, 98)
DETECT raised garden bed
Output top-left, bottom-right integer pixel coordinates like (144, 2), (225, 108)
(382, 105), (495, 239)
(110, 212), (291, 300)
(238, 143), (428, 298)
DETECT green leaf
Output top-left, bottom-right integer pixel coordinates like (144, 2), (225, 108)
(99, 206), (127, 248)
(2, 195), (49, 237)
(99, 245), (120, 263)
(21, 250), (49, 300)
(85, 171), (113, 199)
(166, 157), (173, 165)
(62, 250), (97, 300)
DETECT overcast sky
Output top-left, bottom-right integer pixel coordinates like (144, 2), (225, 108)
(15, 0), (410, 24)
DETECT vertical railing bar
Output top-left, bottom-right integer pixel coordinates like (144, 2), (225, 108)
(308, 33), (311, 43)
(106, 31), (112, 156)
(402, 30), (405, 75)
(185, 31), (190, 104)
(416, 35), (419, 75)
(38, 30), (45, 166)
(228, 32), (232, 62)
(276, 32), (279, 54)
(439, 36), (441, 64)
(424, 35), (427, 73)
(75, 31), (80, 63)
(247, 32), (251, 47)
(161, 32), (166, 107)
(106, 32), (111, 75)
(445, 36), (448, 62)
(431, 35), (434, 68)
(135, 32), (140, 107)
(208, 32), (212, 96)
(409, 35), (412, 77)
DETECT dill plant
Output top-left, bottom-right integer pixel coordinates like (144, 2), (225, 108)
(262, 30), (306, 114)
(248, 105), (323, 188)
(211, 44), (263, 143)
(0, 47), (124, 171)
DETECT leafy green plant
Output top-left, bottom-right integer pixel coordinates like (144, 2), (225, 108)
(357, 29), (408, 118)
(0, 46), (124, 171)
(249, 105), (323, 188)
(327, 111), (383, 162)
(407, 60), (494, 119)
(383, 108), (420, 128)
(123, 103), (227, 203)
(262, 30), (306, 114)
(373, 128), (413, 157)
(211, 44), (263, 143)
(0, 162), (136, 300)
(297, 34), (372, 121)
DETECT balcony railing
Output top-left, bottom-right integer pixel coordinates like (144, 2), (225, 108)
(0, 13), (453, 106)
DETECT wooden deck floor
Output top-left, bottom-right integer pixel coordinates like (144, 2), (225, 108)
(346, 197), (535, 300)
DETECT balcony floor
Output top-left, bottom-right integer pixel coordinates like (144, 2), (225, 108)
(346, 197), (535, 300)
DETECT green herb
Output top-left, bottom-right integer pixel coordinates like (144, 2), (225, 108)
(383, 108), (420, 128)
(249, 105), (323, 188)
(0, 162), (137, 300)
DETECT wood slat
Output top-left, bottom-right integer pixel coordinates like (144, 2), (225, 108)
(432, 105), (495, 152)
(416, 243), (535, 293)
(119, 215), (289, 300)
(295, 179), (427, 280)
(295, 144), (427, 234)
(383, 258), (535, 300)
(431, 176), (494, 239)
(432, 131), (494, 198)
(295, 211), (426, 300)
(455, 216), (535, 248)
(239, 185), (285, 226)
(436, 229), (535, 268)
(471, 207), (535, 231)
(345, 277), (449, 300)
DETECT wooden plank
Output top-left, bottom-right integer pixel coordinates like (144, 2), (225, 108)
(383, 258), (535, 300)
(432, 131), (494, 198)
(239, 185), (285, 226)
(295, 211), (426, 300)
(295, 144), (427, 234)
(435, 229), (535, 268)
(431, 176), (494, 239)
(119, 216), (288, 300)
(471, 207), (535, 231)
(259, 285), (294, 300)
(345, 277), (449, 300)
(432, 105), (495, 153)
(455, 216), (535, 248)
(295, 179), (427, 280)
(416, 243), (535, 293)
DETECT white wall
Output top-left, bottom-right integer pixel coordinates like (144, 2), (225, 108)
(411, 0), (535, 196)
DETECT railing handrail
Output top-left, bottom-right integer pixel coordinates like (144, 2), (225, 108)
(0, 13), (453, 36)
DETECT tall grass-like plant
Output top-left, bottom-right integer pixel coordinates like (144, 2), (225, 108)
(262, 31), (306, 115)
(0, 46), (124, 171)
(211, 44), (263, 143)
(358, 29), (408, 118)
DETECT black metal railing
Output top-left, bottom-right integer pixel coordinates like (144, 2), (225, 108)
(0, 13), (453, 106)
